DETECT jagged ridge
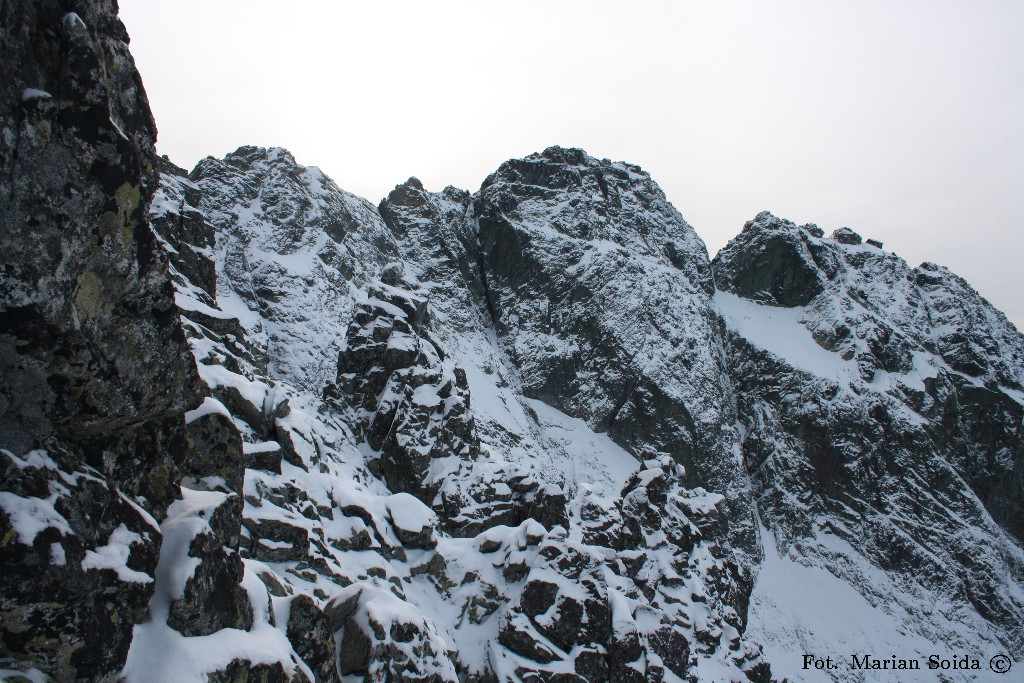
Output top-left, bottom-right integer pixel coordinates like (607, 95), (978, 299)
(2, 4), (1023, 681)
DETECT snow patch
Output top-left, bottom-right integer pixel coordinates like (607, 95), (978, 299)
(387, 492), (437, 533)
(525, 397), (639, 501)
(0, 491), (73, 545)
(62, 12), (87, 30)
(81, 524), (153, 584)
(715, 290), (857, 386)
(21, 88), (52, 102)
(185, 396), (233, 424)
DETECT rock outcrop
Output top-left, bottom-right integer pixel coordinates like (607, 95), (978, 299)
(331, 267), (480, 507)
(715, 212), (1024, 680)
(475, 147), (758, 559)
(1, 2), (201, 678)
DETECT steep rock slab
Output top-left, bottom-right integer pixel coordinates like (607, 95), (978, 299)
(0, 2), (203, 678)
(191, 146), (399, 392)
(715, 213), (1024, 680)
(0, 0), (200, 502)
(915, 262), (1024, 538)
(475, 146), (754, 551)
(379, 178), (486, 338)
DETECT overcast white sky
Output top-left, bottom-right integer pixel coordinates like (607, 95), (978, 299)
(119, 0), (1023, 330)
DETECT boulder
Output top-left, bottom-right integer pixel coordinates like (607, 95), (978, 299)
(831, 226), (863, 245)
(167, 494), (252, 636)
(325, 584), (459, 682)
(387, 493), (438, 550)
(0, 448), (160, 679)
(286, 594), (340, 683)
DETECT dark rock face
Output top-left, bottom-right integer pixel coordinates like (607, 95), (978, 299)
(915, 262), (1024, 389)
(504, 473), (570, 532)
(379, 179), (485, 339)
(0, 2), (203, 679)
(477, 148), (713, 438)
(476, 146), (756, 553)
(713, 211), (838, 307)
(0, 0), (199, 459)
(716, 213), (1024, 665)
(913, 262), (1024, 539)
(206, 660), (297, 683)
(152, 155), (218, 299)
(830, 226), (862, 245)
(513, 549), (610, 657)
(286, 594), (340, 683)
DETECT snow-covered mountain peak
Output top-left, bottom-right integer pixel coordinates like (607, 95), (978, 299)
(714, 210), (1024, 680)
(188, 145), (399, 392)
(480, 146), (713, 293)
(3, 8), (1022, 675)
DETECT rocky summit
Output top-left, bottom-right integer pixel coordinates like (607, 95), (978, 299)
(1, 3), (1022, 683)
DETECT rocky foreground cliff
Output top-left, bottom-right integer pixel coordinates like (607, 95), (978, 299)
(2, 2), (1023, 682)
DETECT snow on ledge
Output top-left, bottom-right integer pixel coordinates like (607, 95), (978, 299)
(184, 396), (232, 424)
(21, 88), (52, 102)
(715, 290), (857, 386)
(81, 524), (153, 584)
(0, 491), (73, 545)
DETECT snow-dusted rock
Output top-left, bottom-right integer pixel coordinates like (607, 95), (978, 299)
(286, 594), (340, 683)
(191, 146), (398, 393)
(830, 226), (863, 245)
(0, 448), (161, 678)
(331, 270), (480, 509)
(4, 11), (1022, 677)
(163, 490), (252, 637)
(326, 582), (459, 682)
(716, 212), (1024, 680)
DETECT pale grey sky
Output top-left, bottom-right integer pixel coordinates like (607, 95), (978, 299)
(119, 0), (1023, 330)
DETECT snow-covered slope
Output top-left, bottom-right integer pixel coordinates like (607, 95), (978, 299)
(716, 212), (1024, 681)
(136, 150), (1024, 683)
